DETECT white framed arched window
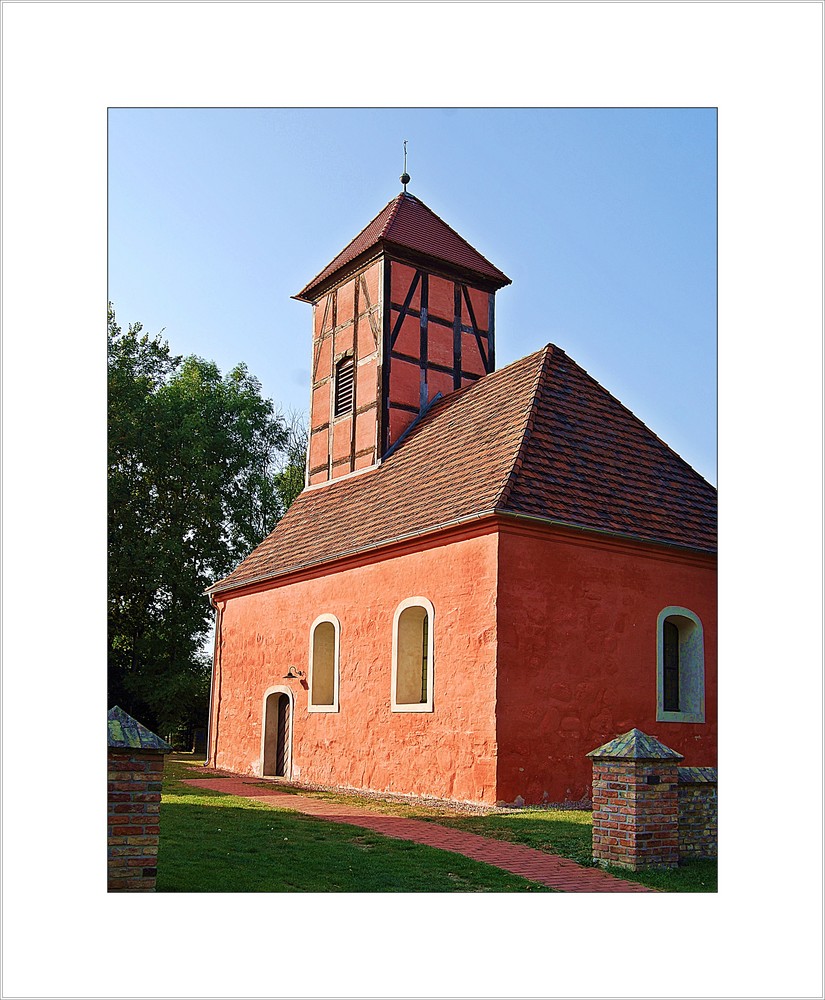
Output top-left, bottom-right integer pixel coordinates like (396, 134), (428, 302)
(656, 606), (705, 723)
(391, 597), (435, 713)
(308, 614), (341, 713)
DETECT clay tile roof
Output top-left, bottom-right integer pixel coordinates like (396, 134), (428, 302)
(212, 349), (546, 592)
(294, 193), (511, 302)
(210, 345), (716, 595)
(501, 346), (718, 552)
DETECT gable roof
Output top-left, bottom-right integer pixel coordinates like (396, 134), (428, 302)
(210, 345), (716, 595)
(294, 193), (511, 302)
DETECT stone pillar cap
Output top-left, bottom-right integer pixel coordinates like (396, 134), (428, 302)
(586, 728), (683, 761)
(108, 705), (172, 753)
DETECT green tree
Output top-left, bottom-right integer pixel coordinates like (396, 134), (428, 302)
(108, 305), (306, 739)
(272, 409), (309, 513)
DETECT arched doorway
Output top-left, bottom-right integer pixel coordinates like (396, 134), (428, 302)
(262, 687), (293, 778)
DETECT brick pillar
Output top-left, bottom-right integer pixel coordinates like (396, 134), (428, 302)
(107, 706), (171, 892)
(107, 749), (166, 890)
(677, 766), (718, 860)
(587, 728), (683, 871)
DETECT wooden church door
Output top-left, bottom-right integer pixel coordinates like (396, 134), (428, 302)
(263, 691), (291, 778)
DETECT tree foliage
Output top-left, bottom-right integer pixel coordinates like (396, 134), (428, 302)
(108, 305), (306, 738)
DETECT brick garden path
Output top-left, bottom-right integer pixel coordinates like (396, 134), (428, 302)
(182, 777), (655, 893)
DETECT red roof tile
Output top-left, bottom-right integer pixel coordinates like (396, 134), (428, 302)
(294, 193), (511, 301)
(210, 345), (715, 594)
(502, 348), (717, 551)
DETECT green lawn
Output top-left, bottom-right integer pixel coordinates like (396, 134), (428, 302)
(160, 756), (716, 893)
(423, 810), (717, 893)
(156, 758), (550, 892)
(241, 779), (717, 892)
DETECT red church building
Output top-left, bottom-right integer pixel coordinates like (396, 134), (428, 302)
(205, 190), (717, 806)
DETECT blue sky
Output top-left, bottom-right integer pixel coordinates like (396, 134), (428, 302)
(108, 107), (717, 483)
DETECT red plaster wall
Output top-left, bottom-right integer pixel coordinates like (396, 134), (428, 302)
(213, 531), (500, 804)
(495, 525), (717, 805)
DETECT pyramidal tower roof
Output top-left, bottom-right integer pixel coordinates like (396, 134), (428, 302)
(108, 705), (172, 753)
(586, 729), (684, 760)
(210, 345), (716, 595)
(294, 192), (511, 302)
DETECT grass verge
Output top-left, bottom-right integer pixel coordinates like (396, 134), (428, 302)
(423, 810), (717, 893)
(243, 780), (717, 892)
(157, 758), (550, 892)
(163, 756), (716, 893)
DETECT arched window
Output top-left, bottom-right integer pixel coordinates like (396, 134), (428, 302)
(333, 355), (354, 418)
(656, 607), (705, 723)
(391, 597), (435, 712)
(308, 614), (340, 712)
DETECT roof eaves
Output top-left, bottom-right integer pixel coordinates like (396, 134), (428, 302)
(208, 501), (717, 598)
(396, 195), (512, 286)
(206, 508), (501, 597)
(296, 192), (512, 301)
(496, 508), (718, 557)
(293, 193), (402, 302)
(381, 240), (510, 291)
(292, 246), (384, 303)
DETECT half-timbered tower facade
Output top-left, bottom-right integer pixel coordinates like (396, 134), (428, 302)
(206, 190), (717, 806)
(294, 193), (511, 485)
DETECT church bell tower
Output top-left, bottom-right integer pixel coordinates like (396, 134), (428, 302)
(294, 186), (511, 487)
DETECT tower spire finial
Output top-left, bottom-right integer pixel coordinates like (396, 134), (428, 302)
(400, 139), (410, 192)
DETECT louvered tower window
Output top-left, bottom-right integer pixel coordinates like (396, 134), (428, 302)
(334, 356), (354, 417)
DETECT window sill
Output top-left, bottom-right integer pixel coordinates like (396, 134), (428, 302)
(656, 710), (705, 724)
